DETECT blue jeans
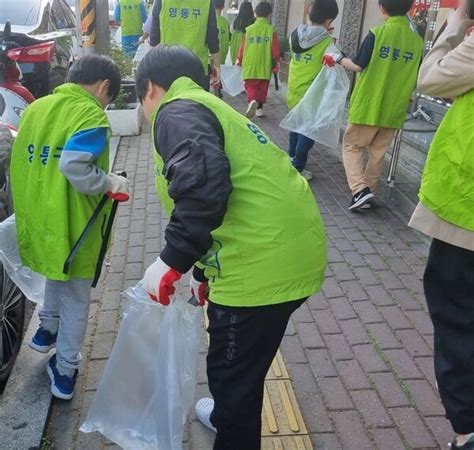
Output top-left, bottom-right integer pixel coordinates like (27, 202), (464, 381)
(121, 35), (140, 56)
(288, 132), (315, 172)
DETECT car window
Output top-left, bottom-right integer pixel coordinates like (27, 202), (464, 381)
(0, 0), (41, 27)
(51, 0), (75, 29)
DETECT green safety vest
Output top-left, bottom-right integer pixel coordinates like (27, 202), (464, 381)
(10, 83), (111, 281)
(217, 15), (230, 65)
(230, 29), (243, 64)
(151, 77), (327, 307)
(287, 36), (333, 109)
(241, 17), (274, 80)
(120, 0), (143, 36)
(159, 0), (210, 73)
(349, 16), (423, 128)
(419, 89), (474, 231)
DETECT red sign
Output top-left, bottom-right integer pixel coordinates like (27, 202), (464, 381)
(410, 0), (459, 12)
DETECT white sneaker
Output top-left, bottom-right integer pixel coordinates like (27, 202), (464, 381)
(195, 398), (217, 432)
(256, 108), (265, 117)
(300, 169), (313, 181)
(245, 100), (258, 119)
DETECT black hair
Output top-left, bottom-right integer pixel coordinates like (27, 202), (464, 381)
(255, 1), (272, 17)
(379, 0), (413, 16)
(309, 0), (339, 24)
(135, 44), (206, 102)
(213, 0), (225, 9)
(67, 55), (121, 101)
(233, 1), (255, 31)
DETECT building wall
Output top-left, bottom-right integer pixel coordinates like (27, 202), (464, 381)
(360, 0), (383, 38)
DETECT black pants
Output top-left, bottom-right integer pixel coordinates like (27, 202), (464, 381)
(424, 238), (474, 434)
(206, 298), (305, 450)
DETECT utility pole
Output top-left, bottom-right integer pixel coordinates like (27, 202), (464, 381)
(75, 0), (110, 56)
(95, 0), (111, 55)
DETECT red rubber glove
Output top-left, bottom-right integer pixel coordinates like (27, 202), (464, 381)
(143, 257), (182, 305)
(272, 62), (280, 74)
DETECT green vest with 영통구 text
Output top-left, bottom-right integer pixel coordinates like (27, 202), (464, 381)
(287, 35), (333, 109)
(241, 17), (274, 80)
(217, 15), (230, 64)
(349, 16), (423, 128)
(151, 77), (327, 308)
(159, 0), (210, 73)
(120, 0), (144, 36)
(419, 89), (474, 231)
(10, 83), (111, 281)
(230, 29), (243, 64)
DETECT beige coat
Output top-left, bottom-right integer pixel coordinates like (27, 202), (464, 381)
(408, 18), (474, 251)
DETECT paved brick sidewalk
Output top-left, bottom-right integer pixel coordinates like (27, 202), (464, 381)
(44, 90), (450, 450)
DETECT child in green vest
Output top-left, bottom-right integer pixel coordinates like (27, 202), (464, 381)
(115, 0), (148, 55)
(287, 0), (339, 181)
(237, 2), (280, 118)
(229, 1), (254, 64)
(10, 56), (129, 400)
(214, 0), (230, 97)
(135, 44), (327, 450)
(324, 0), (423, 211)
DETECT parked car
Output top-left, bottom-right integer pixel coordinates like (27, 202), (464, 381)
(0, 0), (78, 99)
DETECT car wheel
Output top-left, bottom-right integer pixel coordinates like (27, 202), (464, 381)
(0, 262), (25, 390)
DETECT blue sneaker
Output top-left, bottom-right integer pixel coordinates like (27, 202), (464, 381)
(29, 327), (57, 353)
(47, 354), (78, 400)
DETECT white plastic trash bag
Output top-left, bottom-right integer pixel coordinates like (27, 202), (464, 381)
(0, 214), (45, 304)
(280, 65), (350, 149)
(133, 42), (152, 63)
(220, 64), (244, 97)
(80, 282), (203, 450)
(114, 26), (122, 45)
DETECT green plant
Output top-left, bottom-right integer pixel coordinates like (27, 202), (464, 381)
(110, 43), (135, 79)
(110, 88), (130, 109)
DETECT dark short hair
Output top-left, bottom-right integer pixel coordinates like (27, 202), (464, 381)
(213, 0), (225, 9)
(379, 0), (413, 16)
(255, 1), (272, 17)
(67, 55), (121, 101)
(135, 44), (206, 102)
(309, 0), (339, 23)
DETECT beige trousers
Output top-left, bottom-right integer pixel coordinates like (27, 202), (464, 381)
(342, 123), (397, 195)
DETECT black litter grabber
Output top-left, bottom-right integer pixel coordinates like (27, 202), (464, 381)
(63, 171), (129, 287)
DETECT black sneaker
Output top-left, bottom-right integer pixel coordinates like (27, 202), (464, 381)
(348, 187), (374, 211)
(451, 435), (474, 449)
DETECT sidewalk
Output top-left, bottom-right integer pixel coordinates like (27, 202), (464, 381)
(44, 90), (450, 450)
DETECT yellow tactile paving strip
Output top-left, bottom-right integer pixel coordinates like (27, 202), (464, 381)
(262, 351), (312, 448)
(204, 311), (311, 447)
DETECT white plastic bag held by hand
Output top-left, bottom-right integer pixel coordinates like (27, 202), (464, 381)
(80, 281), (203, 450)
(0, 215), (45, 304)
(220, 65), (244, 97)
(280, 65), (350, 149)
(133, 42), (152, 62)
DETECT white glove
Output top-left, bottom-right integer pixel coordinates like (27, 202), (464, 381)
(143, 257), (182, 305)
(105, 173), (130, 195)
(190, 276), (209, 306)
